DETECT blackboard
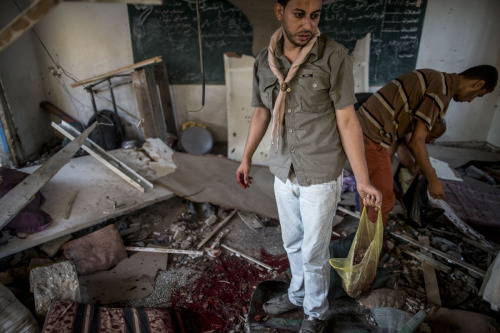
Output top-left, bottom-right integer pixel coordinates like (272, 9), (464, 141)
(320, 0), (427, 86)
(128, 0), (427, 86)
(128, 1), (253, 84)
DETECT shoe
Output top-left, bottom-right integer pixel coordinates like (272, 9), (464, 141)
(262, 293), (302, 315)
(299, 315), (326, 333)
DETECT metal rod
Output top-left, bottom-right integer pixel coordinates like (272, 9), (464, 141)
(89, 88), (106, 149)
(220, 243), (273, 271)
(390, 232), (486, 277)
(108, 78), (125, 139)
(189, 0), (205, 112)
(126, 246), (203, 257)
(337, 205), (360, 219)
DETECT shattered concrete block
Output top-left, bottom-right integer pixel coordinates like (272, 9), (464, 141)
(39, 235), (72, 258)
(62, 224), (127, 275)
(29, 260), (80, 321)
(142, 138), (176, 178)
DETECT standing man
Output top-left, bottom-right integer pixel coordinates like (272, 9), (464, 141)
(357, 65), (498, 225)
(235, 0), (382, 331)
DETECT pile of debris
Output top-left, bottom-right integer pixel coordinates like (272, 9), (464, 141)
(1, 166), (500, 332)
(0, 196), (288, 332)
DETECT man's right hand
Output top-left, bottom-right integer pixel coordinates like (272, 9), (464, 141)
(236, 159), (253, 189)
(428, 178), (446, 200)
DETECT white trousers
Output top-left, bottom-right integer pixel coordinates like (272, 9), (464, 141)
(274, 173), (340, 319)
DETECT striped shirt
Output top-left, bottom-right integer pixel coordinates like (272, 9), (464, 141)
(357, 69), (459, 148)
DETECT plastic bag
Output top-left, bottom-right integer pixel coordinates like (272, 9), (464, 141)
(329, 206), (383, 298)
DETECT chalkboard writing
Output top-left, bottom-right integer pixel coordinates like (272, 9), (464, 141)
(128, 0), (426, 86)
(319, 0), (427, 86)
(128, 1), (253, 84)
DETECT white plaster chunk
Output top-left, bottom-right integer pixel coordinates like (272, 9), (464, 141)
(142, 138), (177, 178)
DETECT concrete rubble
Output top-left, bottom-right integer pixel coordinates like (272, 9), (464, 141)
(0, 159), (499, 332)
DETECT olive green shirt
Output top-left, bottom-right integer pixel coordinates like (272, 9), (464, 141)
(251, 35), (357, 186)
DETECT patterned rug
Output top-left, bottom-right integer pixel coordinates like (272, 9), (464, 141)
(42, 299), (189, 333)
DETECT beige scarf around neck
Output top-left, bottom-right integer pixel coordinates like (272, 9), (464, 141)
(267, 27), (321, 152)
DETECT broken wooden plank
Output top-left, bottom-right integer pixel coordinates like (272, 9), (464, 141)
(132, 67), (168, 142)
(197, 210), (238, 249)
(154, 64), (178, 137)
(391, 231), (486, 277)
(64, 190), (79, 220)
(0, 122), (96, 230)
(0, 0), (63, 53)
(52, 121), (153, 192)
(400, 245), (451, 273)
(71, 56), (162, 88)
(0, 150), (174, 259)
(419, 236), (442, 306)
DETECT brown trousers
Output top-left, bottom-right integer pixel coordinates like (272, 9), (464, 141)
(359, 136), (395, 225)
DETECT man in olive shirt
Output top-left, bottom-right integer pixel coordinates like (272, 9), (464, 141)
(357, 65), (498, 225)
(235, 0), (381, 330)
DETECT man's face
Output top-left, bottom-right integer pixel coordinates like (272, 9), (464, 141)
(275, 0), (322, 47)
(453, 80), (490, 102)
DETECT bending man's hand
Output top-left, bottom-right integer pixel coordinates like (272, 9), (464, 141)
(236, 159), (253, 189)
(357, 183), (383, 209)
(427, 178), (446, 200)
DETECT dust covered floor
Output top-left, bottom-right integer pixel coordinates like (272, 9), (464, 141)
(2, 142), (500, 332)
(0, 195), (290, 332)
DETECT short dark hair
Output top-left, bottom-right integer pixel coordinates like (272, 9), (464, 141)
(460, 65), (498, 92)
(277, 0), (289, 7)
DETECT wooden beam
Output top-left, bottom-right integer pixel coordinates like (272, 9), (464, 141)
(154, 64), (178, 137)
(71, 56), (162, 88)
(132, 67), (168, 142)
(0, 122), (96, 230)
(0, 0), (63, 53)
(400, 245), (451, 273)
(418, 236), (442, 306)
(51, 121), (154, 192)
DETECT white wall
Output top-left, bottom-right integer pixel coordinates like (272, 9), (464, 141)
(36, 2), (227, 143)
(416, 0), (500, 147)
(1, 0), (499, 164)
(35, 2), (141, 140)
(0, 0), (51, 161)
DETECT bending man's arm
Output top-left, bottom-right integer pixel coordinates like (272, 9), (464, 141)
(407, 120), (445, 199)
(336, 105), (382, 207)
(236, 106), (271, 188)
